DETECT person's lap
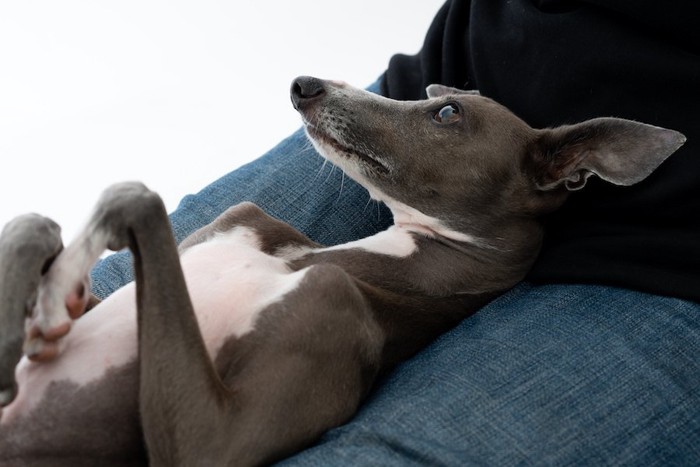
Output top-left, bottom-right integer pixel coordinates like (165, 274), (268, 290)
(90, 80), (700, 465)
(281, 282), (700, 465)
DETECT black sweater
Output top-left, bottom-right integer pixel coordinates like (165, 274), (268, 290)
(382, 0), (700, 302)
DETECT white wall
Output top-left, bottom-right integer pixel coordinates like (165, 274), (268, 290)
(0, 0), (444, 242)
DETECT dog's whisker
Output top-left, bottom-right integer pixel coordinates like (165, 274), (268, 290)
(298, 136), (316, 155)
(310, 158), (330, 185)
(336, 172), (346, 204)
(362, 196), (380, 221)
(362, 196), (373, 213)
(323, 163), (337, 185)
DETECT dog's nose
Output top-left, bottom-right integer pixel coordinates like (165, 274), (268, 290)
(291, 76), (326, 110)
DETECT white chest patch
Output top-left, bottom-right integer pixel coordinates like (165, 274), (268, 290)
(1, 227), (307, 424)
(317, 226), (418, 257)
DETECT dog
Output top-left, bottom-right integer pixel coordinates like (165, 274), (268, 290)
(0, 76), (685, 466)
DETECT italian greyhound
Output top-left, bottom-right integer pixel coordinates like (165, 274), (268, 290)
(0, 77), (685, 466)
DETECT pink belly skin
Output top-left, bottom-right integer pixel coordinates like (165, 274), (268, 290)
(0, 227), (307, 432)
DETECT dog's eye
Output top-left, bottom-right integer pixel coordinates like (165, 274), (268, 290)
(433, 104), (461, 124)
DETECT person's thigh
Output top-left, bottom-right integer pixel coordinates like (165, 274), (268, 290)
(280, 283), (700, 466)
(90, 80), (391, 298)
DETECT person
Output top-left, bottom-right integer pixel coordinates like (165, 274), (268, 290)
(91, 0), (700, 464)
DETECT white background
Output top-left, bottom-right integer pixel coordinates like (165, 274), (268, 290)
(0, 0), (444, 242)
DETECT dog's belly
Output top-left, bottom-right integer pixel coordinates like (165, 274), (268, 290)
(0, 228), (306, 455)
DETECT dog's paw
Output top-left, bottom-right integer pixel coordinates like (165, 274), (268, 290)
(24, 270), (90, 362)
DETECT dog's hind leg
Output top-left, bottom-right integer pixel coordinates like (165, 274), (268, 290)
(206, 264), (384, 466)
(136, 256), (383, 467)
(0, 214), (63, 406)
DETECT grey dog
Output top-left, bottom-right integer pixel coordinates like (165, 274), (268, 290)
(0, 77), (684, 466)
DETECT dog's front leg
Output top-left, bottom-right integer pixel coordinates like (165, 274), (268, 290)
(0, 214), (63, 406)
(78, 183), (237, 466)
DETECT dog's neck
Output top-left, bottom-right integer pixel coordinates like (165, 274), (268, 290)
(298, 203), (543, 299)
(399, 223), (542, 296)
(387, 199), (481, 246)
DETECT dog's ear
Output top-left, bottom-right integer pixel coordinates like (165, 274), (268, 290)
(528, 117), (686, 191)
(426, 84), (480, 99)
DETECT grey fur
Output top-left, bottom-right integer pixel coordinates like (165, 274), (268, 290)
(0, 77), (685, 466)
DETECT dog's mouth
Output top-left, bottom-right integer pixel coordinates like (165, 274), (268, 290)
(305, 125), (389, 175)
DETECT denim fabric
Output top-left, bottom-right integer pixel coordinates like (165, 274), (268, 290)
(89, 79), (700, 465)
(280, 283), (700, 466)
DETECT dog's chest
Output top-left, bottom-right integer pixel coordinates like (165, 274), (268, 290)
(1, 227), (305, 425)
(179, 227), (307, 350)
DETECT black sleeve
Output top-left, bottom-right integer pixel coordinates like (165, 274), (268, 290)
(382, 0), (474, 100)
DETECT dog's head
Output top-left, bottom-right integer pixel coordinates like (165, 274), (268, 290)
(291, 76), (685, 241)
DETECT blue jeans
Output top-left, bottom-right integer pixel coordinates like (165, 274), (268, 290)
(91, 81), (700, 465)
